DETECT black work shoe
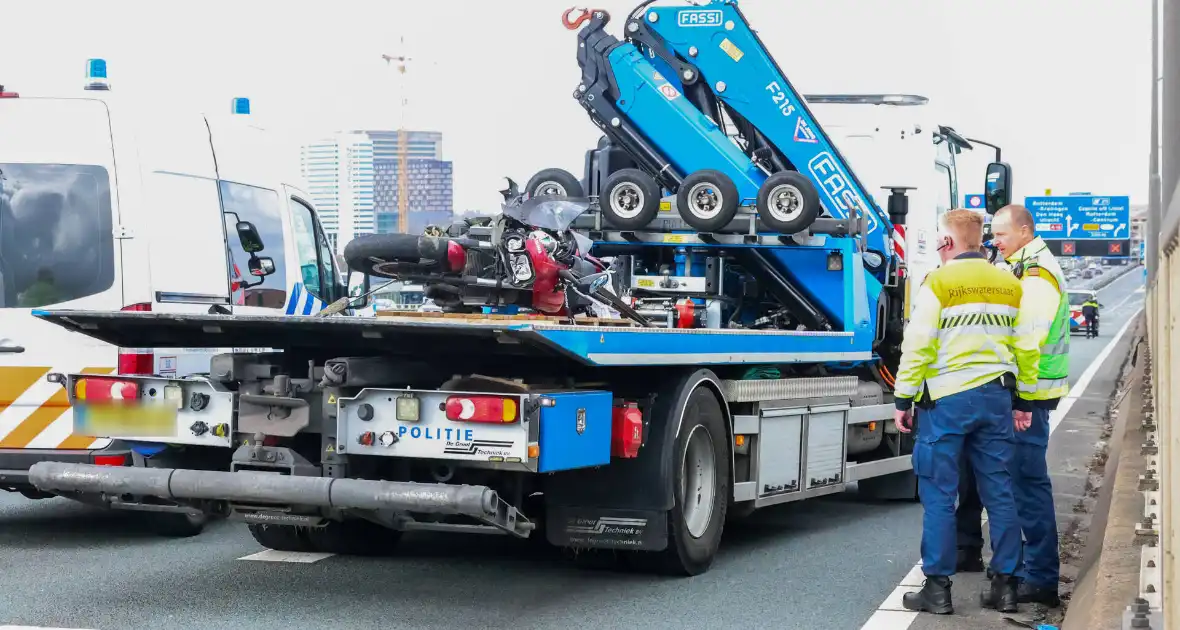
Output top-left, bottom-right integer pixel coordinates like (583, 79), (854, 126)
(902, 576), (953, 615)
(956, 547), (984, 572)
(979, 572), (1019, 613)
(1017, 582), (1061, 607)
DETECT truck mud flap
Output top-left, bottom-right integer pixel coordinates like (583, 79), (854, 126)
(546, 506), (667, 551)
(28, 461), (530, 536)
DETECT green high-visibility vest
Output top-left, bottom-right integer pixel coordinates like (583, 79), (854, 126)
(1021, 244), (1070, 400)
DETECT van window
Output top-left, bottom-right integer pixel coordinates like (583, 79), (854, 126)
(288, 197), (337, 302)
(0, 163), (115, 309)
(221, 181), (287, 308)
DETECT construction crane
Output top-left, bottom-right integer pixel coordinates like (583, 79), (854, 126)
(382, 40), (413, 234)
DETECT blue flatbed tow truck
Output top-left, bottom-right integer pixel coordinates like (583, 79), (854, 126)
(24, 0), (1016, 575)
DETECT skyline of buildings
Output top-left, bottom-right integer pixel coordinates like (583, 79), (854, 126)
(299, 129), (452, 251)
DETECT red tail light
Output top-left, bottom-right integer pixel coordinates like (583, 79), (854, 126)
(446, 241), (467, 273)
(93, 454), (129, 466)
(75, 377), (140, 403)
(444, 395), (519, 423)
(0, 85), (18, 98)
(118, 303), (155, 375)
(611, 402), (643, 458)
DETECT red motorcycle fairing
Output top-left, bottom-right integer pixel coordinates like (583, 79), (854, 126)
(527, 238), (567, 314)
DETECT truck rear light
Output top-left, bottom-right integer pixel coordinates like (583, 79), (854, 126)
(75, 377), (140, 402)
(93, 454), (128, 466)
(118, 303), (155, 375)
(611, 402), (643, 458)
(444, 395), (518, 423)
(0, 86), (18, 98)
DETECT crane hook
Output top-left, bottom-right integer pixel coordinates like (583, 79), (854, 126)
(563, 7), (607, 30)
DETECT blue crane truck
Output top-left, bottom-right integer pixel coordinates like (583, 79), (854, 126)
(23, 0), (1015, 575)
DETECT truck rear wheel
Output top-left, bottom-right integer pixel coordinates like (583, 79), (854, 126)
(305, 518), (403, 556)
(247, 523), (314, 552)
(657, 386), (729, 576)
(150, 511), (211, 538)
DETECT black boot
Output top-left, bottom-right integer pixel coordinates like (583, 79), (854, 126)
(1017, 582), (1061, 607)
(902, 576), (953, 615)
(956, 547), (984, 572)
(979, 572), (1019, 613)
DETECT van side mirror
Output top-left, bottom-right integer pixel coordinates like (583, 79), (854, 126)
(348, 272), (373, 309)
(248, 256), (276, 277)
(236, 221), (265, 253)
(984, 162), (1013, 215)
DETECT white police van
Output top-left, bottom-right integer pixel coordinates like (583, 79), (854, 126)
(0, 60), (349, 534)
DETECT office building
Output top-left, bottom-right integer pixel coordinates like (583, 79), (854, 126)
(373, 159), (454, 234)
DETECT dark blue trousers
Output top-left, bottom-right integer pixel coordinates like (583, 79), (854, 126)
(914, 380), (1022, 577)
(956, 404), (1060, 588)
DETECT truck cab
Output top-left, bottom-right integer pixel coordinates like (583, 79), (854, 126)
(0, 70), (345, 522)
(804, 94), (973, 305)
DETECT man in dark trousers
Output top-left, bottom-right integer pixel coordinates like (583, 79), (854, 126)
(895, 210), (1036, 616)
(955, 205), (1070, 608)
(1082, 297), (1099, 338)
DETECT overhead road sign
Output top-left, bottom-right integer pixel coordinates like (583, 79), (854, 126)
(1024, 195), (1130, 240)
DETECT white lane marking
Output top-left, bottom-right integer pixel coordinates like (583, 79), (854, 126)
(237, 549), (335, 563)
(1049, 308), (1142, 434)
(860, 610), (918, 629)
(859, 306), (1144, 629)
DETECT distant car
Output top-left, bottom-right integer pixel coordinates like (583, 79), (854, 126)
(1082, 269), (1095, 279)
(1067, 289), (1101, 334)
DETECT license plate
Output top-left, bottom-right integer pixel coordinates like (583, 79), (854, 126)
(73, 402), (179, 438)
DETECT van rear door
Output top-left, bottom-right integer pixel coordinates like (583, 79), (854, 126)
(0, 97), (122, 451)
(131, 111), (232, 308)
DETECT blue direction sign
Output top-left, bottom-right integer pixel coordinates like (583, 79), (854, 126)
(964, 194), (985, 210)
(1023, 195), (1130, 240)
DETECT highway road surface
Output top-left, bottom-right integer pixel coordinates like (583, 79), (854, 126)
(0, 267), (1147, 630)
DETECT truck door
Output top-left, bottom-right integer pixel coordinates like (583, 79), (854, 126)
(220, 179), (294, 315)
(283, 189), (342, 314)
(0, 97), (123, 451)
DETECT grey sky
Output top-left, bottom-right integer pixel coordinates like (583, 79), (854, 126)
(0, 0), (1151, 212)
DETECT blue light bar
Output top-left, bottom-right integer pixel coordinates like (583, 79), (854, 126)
(87, 58), (107, 79)
(85, 58), (110, 91)
(232, 97), (250, 115)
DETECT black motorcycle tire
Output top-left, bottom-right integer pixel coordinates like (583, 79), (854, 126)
(343, 233), (455, 278)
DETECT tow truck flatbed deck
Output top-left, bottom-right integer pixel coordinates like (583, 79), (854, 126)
(32, 309), (871, 367)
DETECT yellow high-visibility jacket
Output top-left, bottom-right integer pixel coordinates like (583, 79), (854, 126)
(894, 252), (1041, 411)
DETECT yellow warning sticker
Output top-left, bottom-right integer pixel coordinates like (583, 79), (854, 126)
(720, 38), (744, 62)
(659, 201), (672, 212)
(325, 443), (335, 453)
(663, 234), (686, 244)
(638, 278), (656, 287)
(327, 394), (337, 405)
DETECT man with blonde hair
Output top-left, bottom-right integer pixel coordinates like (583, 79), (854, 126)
(955, 204), (1069, 608)
(894, 209), (1038, 615)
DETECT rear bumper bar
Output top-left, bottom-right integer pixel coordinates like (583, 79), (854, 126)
(28, 461), (503, 522)
(0, 447), (130, 491)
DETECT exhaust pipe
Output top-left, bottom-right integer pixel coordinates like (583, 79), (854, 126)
(28, 462), (498, 518)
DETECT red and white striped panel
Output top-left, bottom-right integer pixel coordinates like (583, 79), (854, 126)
(892, 225), (907, 277)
